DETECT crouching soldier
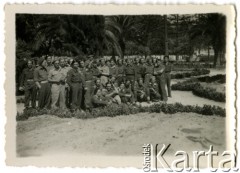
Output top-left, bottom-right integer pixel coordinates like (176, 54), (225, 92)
(118, 83), (135, 105)
(92, 88), (111, 108)
(102, 82), (121, 104)
(19, 60), (37, 109)
(149, 77), (161, 102)
(67, 61), (86, 111)
(134, 78), (150, 103)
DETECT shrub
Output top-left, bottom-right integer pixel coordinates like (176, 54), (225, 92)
(16, 102), (226, 121)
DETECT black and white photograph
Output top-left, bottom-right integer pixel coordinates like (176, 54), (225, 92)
(4, 4), (236, 169)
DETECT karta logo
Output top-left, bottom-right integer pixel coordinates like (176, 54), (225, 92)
(142, 144), (238, 172)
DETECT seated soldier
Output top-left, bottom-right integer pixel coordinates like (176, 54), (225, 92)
(93, 78), (103, 91)
(102, 82), (121, 104)
(92, 88), (111, 108)
(108, 75), (119, 88)
(118, 83), (135, 105)
(134, 78), (150, 103)
(149, 77), (161, 102)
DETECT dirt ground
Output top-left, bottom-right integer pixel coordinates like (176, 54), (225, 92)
(17, 112), (225, 158)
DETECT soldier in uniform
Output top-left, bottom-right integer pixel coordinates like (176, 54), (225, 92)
(103, 82), (121, 104)
(67, 61), (86, 111)
(144, 58), (154, 87)
(115, 59), (125, 86)
(48, 60), (65, 109)
(92, 88), (111, 108)
(124, 59), (136, 92)
(149, 77), (161, 102)
(109, 59), (117, 78)
(83, 61), (97, 109)
(164, 55), (172, 97)
(19, 60), (37, 109)
(153, 59), (168, 102)
(45, 56), (54, 73)
(118, 83), (135, 104)
(34, 57), (51, 109)
(135, 58), (145, 81)
(98, 59), (110, 86)
(134, 78), (150, 103)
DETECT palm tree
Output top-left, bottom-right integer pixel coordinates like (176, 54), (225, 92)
(190, 13), (226, 67)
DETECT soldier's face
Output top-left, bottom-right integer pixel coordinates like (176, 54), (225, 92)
(110, 61), (115, 66)
(106, 84), (111, 91)
(47, 57), (52, 64)
(60, 60), (65, 67)
(54, 61), (60, 69)
(96, 80), (101, 86)
(80, 61), (84, 67)
(139, 79), (143, 85)
(27, 61), (33, 68)
(120, 84), (125, 89)
(73, 62), (79, 69)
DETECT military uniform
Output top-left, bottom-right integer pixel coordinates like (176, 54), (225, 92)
(124, 64), (136, 91)
(144, 64), (154, 87)
(67, 68), (85, 110)
(153, 64), (168, 101)
(34, 66), (51, 109)
(164, 62), (172, 97)
(48, 67), (66, 109)
(134, 64), (145, 80)
(92, 94), (109, 107)
(98, 65), (109, 86)
(116, 64), (125, 85)
(118, 87), (135, 104)
(109, 65), (117, 77)
(20, 67), (37, 108)
(149, 81), (161, 102)
(84, 68), (96, 109)
(134, 83), (150, 102)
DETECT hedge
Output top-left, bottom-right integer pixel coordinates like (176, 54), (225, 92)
(16, 102), (225, 121)
(171, 77), (225, 102)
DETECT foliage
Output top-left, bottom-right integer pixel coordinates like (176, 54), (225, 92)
(16, 102), (225, 121)
(171, 75), (225, 102)
(171, 68), (210, 79)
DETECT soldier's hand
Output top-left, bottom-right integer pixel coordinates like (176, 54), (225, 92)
(19, 87), (24, 91)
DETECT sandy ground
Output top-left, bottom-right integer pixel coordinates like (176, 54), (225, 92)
(17, 112), (225, 158)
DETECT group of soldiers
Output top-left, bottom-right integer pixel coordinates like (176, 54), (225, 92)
(18, 55), (172, 111)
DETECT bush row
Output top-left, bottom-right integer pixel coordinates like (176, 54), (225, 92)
(172, 81), (225, 102)
(197, 74), (225, 83)
(171, 68), (210, 79)
(16, 102), (225, 121)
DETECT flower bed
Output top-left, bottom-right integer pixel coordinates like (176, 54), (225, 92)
(171, 75), (225, 102)
(16, 102), (225, 121)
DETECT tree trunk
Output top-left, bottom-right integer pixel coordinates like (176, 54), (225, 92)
(176, 14), (179, 61)
(213, 47), (219, 68)
(164, 15), (169, 56)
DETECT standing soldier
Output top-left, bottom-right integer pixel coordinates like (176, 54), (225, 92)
(48, 60), (65, 109)
(19, 60), (37, 109)
(164, 55), (172, 97)
(59, 58), (70, 108)
(91, 61), (101, 80)
(124, 59), (136, 92)
(67, 61), (86, 111)
(134, 57), (144, 81)
(109, 59), (117, 78)
(116, 59), (125, 86)
(153, 59), (168, 102)
(98, 59), (110, 86)
(34, 57), (51, 109)
(144, 58), (154, 87)
(83, 61), (96, 110)
(45, 56), (54, 73)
